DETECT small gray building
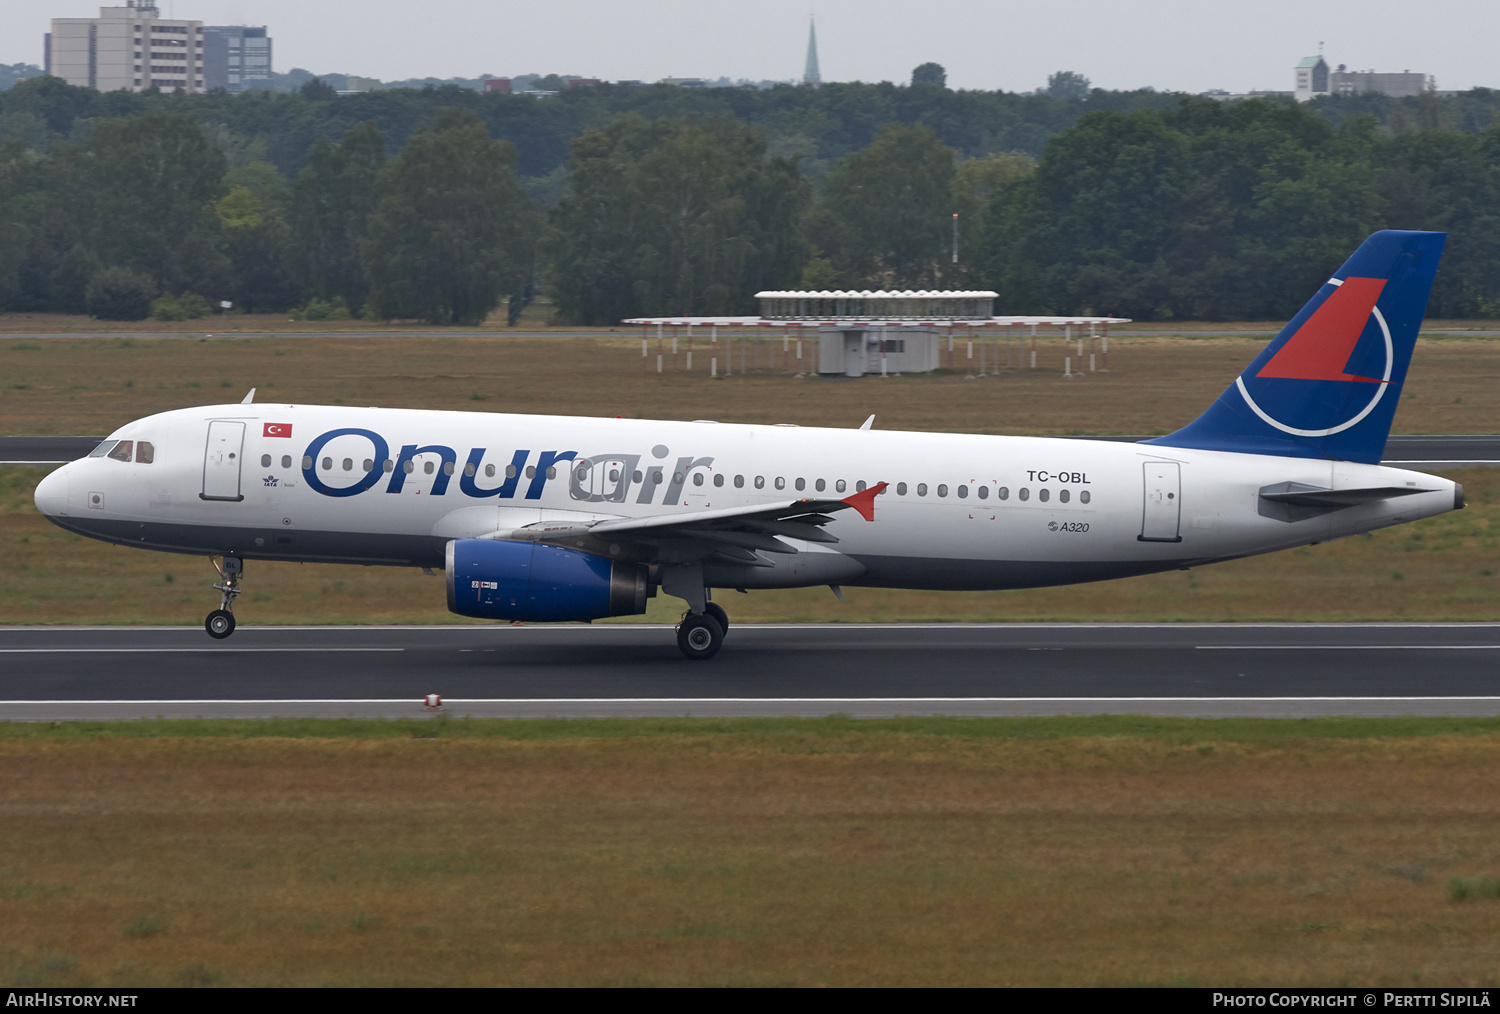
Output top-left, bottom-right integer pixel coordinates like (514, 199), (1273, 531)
(624, 289), (1128, 378)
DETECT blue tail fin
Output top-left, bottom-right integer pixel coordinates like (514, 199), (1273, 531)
(1145, 230), (1445, 464)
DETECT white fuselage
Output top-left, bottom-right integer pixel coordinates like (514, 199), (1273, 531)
(33, 404), (1460, 591)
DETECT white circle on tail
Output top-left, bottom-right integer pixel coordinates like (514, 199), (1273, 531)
(1235, 278), (1393, 437)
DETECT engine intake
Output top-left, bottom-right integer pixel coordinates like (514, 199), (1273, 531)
(446, 539), (648, 622)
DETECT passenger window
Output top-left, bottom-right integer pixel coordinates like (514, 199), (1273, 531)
(302, 455), (313, 469)
(525, 465), (536, 479)
(795, 478), (805, 491)
(485, 464), (495, 478)
(754, 476), (765, 489)
(650, 469), (661, 484)
(402, 460), (414, 474)
(443, 462), (455, 476)
(546, 466), (557, 480)
(775, 477), (785, 490)
(261, 454), (272, 468)
(1019, 488), (1030, 501)
(465, 462), (477, 477)
(1080, 490), (1091, 504)
(107, 440), (133, 463)
(693, 473), (704, 486)
(836, 480), (846, 493)
(281, 455), (291, 469)
(344, 458), (354, 471)
(609, 468), (620, 482)
(897, 482), (907, 495)
(89, 441), (117, 458)
(816, 479), (826, 492)
(977, 485), (988, 500)
(714, 474), (724, 487)
(136, 441), (154, 464)
(383, 459), (394, 473)
(507, 465), (519, 479)
(1059, 489), (1070, 503)
(937, 484), (948, 497)
(365, 459), (375, 472)
(998, 487), (1009, 500)
(917, 483), (927, 496)
(423, 461), (434, 475)
(322, 457), (333, 470)
(734, 475), (744, 488)
(1039, 488), (1050, 503)
(856, 480), (867, 492)
(957, 484), (968, 498)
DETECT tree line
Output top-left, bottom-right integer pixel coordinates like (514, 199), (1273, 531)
(0, 79), (1497, 323)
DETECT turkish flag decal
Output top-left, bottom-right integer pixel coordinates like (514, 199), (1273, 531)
(263, 423), (293, 438)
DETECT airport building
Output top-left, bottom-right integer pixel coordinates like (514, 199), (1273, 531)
(626, 291), (1127, 379)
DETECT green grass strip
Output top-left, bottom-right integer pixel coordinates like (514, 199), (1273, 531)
(5, 714), (1500, 743)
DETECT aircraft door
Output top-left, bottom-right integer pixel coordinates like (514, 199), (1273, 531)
(1139, 462), (1182, 542)
(202, 420), (246, 502)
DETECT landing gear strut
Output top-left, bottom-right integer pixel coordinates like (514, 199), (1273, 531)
(206, 556), (243, 639)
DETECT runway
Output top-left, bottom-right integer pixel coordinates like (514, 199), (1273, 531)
(2, 623), (1498, 721)
(5, 435), (1498, 468)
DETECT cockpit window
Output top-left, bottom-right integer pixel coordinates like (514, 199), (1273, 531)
(135, 441), (154, 464)
(88, 440), (118, 458)
(106, 440), (134, 463)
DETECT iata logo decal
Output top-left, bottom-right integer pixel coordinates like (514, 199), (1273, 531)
(1236, 276), (1394, 438)
(264, 423), (293, 438)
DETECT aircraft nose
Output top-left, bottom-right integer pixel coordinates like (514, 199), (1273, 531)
(33, 465), (70, 517)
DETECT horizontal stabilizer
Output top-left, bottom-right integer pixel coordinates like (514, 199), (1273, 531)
(1257, 481), (1431, 523)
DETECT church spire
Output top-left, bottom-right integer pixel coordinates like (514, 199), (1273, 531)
(803, 16), (820, 88)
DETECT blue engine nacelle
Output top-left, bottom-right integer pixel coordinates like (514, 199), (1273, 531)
(445, 539), (648, 622)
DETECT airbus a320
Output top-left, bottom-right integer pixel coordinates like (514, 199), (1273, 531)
(33, 231), (1459, 658)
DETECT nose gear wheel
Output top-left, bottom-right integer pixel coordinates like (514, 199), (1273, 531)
(205, 556), (244, 639)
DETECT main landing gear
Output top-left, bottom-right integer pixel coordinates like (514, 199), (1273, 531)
(676, 601), (730, 660)
(205, 556), (243, 639)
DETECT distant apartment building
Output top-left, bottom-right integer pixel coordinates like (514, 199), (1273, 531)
(483, 77), (512, 93)
(48, 1), (204, 93)
(1295, 55), (1430, 101)
(202, 25), (273, 93)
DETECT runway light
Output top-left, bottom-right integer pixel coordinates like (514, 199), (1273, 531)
(424, 693), (442, 710)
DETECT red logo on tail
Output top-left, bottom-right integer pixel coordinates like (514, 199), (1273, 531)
(1256, 277), (1388, 383)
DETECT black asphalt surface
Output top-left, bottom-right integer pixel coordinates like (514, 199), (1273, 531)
(5, 435), (1499, 467)
(2, 623), (1498, 720)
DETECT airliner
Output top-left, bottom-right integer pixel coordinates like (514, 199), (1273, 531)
(32, 231), (1459, 658)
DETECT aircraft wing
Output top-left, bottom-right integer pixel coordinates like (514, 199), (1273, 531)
(500, 483), (888, 565)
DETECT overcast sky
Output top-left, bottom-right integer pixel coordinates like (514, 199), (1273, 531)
(12, 0), (1496, 93)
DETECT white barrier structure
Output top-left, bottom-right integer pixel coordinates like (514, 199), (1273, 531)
(625, 290), (1128, 378)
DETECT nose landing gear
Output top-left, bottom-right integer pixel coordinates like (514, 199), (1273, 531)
(205, 556), (243, 639)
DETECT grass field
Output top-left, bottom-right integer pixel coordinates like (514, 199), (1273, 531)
(1, 329), (1498, 625)
(3, 717), (1500, 987)
(3, 330), (1500, 437)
